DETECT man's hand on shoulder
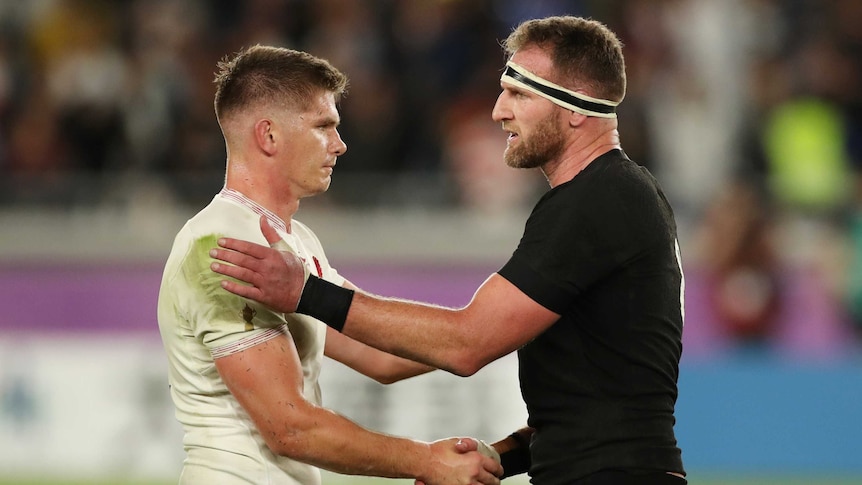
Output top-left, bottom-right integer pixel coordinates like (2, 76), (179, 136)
(211, 215), (308, 313)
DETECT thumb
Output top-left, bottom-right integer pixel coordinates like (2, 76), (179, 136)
(259, 215), (286, 248)
(455, 437), (478, 453)
(257, 215), (310, 285)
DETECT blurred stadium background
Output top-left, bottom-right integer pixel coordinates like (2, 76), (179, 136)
(1, 0), (861, 483)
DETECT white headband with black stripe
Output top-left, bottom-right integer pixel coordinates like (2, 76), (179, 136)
(500, 61), (619, 118)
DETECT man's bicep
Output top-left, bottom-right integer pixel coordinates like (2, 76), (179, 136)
(214, 333), (307, 434)
(466, 274), (559, 356)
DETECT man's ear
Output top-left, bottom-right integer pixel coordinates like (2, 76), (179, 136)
(254, 119), (277, 156)
(568, 110), (588, 128)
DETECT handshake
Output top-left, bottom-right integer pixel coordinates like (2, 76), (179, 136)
(418, 437), (503, 485)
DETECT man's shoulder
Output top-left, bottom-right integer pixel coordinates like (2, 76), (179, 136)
(290, 218), (313, 234)
(164, 196), (266, 276)
(288, 218), (327, 249)
(187, 196), (261, 238)
(583, 150), (660, 201)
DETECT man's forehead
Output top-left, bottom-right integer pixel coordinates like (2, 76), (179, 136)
(299, 91), (340, 116)
(509, 47), (555, 79)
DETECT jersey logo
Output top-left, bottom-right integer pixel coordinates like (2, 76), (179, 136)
(312, 256), (323, 278)
(241, 304), (257, 331)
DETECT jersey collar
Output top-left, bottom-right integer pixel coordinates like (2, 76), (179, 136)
(219, 188), (289, 234)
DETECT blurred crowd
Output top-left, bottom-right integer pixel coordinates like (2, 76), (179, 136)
(1, 0), (861, 351)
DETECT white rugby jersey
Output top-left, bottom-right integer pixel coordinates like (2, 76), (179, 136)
(157, 188), (343, 485)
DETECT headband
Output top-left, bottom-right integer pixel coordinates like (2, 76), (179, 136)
(500, 61), (618, 118)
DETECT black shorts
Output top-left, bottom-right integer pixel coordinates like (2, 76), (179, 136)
(570, 470), (687, 485)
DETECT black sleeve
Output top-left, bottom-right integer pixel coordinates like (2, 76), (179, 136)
(499, 446), (531, 479)
(498, 253), (570, 314)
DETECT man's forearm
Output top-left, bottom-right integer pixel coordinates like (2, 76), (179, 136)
(293, 273), (533, 377)
(285, 406), (430, 478)
(288, 406), (502, 483)
(340, 291), (482, 376)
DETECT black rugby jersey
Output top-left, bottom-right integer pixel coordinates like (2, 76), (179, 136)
(498, 149), (685, 484)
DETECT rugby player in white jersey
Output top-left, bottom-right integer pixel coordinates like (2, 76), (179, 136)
(157, 45), (501, 485)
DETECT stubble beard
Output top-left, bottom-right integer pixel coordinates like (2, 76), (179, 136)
(504, 111), (566, 170)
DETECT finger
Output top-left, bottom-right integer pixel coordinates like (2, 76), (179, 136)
(259, 215), (279, 244)
(219, 279), (262, 300)
(217, 237), (273, 260)
(259, 216), (298, 256)
(211, 262), (260, 287)
(482, 455), (504, 477)
(455, 437), (478, 453)
(480, 467), (501, 485)
(210, 248), (263, 273)
(259, 215), (284, 247)
(475, 467), (501, 485)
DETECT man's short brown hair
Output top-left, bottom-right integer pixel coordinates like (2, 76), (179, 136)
(503, 16), (626, 103)
(213, 45), (348, 122)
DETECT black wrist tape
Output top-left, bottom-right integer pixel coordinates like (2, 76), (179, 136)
(499, 446), (531, 479)
(296, 275), (355, 332)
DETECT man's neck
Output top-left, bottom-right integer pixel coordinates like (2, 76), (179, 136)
(542, 128), (620, 188)
(225, 173), (300, 231)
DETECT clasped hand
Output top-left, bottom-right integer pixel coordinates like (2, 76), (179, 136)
(421, 437), (503, 485)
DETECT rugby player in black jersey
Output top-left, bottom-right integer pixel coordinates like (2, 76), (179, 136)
(212, 16), (687, 485)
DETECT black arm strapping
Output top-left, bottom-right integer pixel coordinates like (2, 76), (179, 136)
(295, 275), (354, 331)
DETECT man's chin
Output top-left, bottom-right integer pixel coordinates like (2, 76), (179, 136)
(300, 182), (331, 199)
(504, 153), (528, 169)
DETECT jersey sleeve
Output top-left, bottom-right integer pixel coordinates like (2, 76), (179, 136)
(179, 232), (289, 354)
(498, 252), (571, 314)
